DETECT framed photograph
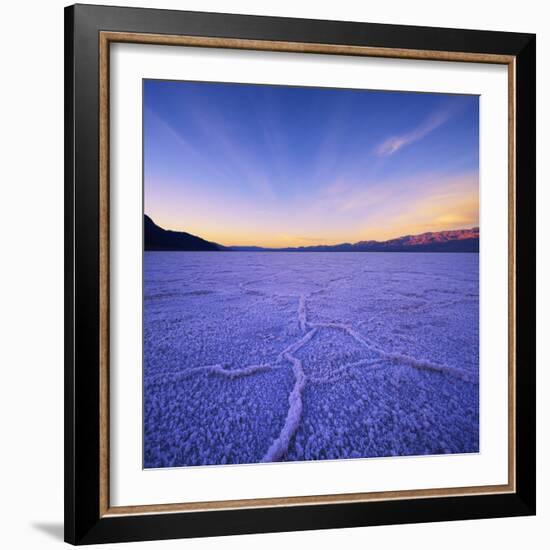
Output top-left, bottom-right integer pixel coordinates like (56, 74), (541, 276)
(64, 4), (536, 545)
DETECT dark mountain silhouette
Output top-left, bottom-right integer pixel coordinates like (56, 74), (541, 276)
(144, 215), (221, 251)
(144, 215), (479, 252)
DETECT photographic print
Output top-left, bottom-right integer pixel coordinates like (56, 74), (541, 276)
(66, 8), (536, 542)
(143, 79), (480, 469)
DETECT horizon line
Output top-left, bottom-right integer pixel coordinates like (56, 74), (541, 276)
(145, 214), (479, 250)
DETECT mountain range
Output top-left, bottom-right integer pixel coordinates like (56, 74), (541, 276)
(144, 215), (479, 253)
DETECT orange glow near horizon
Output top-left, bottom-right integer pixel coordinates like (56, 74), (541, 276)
(144, 81), (479, 248)
(146, 172), (479, 248)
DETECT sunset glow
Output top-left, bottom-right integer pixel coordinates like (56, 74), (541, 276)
(144, 80), (479, 247)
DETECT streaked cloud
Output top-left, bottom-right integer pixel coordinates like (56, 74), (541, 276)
(376, 109), (452, 157)
(144, 81), (479, 248)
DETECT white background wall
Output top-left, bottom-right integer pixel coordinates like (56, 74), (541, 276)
(0, 0), (546, 548)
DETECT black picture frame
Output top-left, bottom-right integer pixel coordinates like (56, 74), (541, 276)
(65, 3), (536, 545)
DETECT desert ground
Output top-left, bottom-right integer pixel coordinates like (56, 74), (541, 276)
(144, 251), (479, 468)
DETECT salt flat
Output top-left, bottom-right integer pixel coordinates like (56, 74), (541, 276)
(143, 251), (479, 468)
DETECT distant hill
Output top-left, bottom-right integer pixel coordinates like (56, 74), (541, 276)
(144, 215), (479, 252)
(144, 215), (221, 251)
(277, 228), (479, 253)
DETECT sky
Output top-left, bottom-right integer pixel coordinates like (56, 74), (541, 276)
(144, 79), (479, 248)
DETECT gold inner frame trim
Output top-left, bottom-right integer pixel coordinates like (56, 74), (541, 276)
(98, 31), (517, 518)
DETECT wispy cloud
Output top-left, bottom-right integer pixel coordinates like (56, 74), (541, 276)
(376, 109), (452, 157)
(147, 101), (277, 202)
(145, 82), (479, 247)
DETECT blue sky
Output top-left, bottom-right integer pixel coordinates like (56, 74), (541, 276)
(144, 79), (479, 247)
